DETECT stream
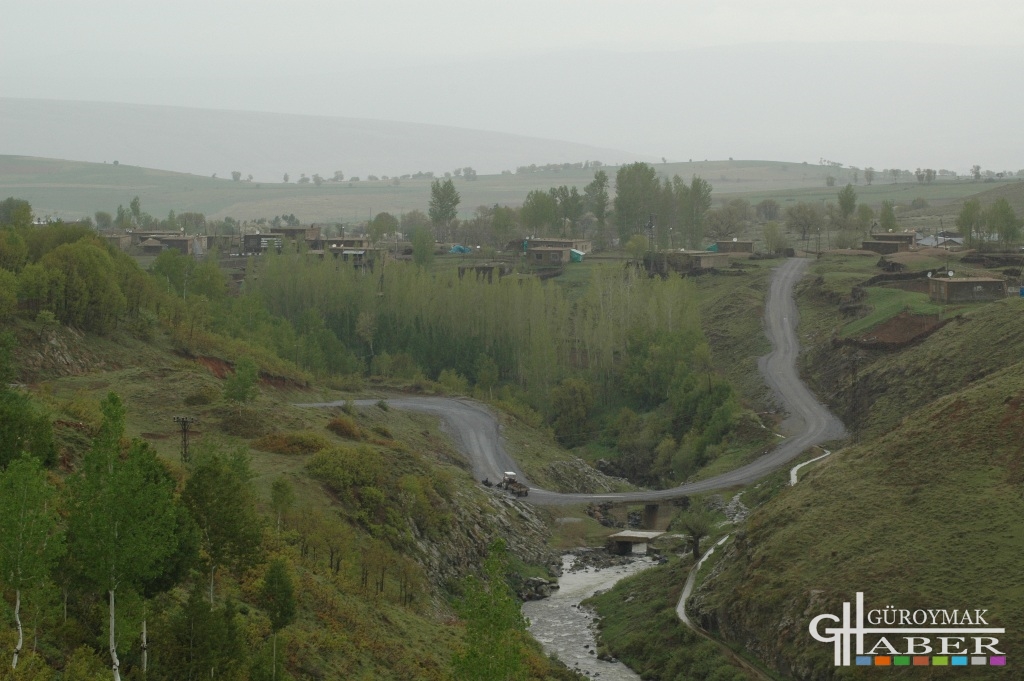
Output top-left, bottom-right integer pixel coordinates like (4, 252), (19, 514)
(523, 552), (655, 680)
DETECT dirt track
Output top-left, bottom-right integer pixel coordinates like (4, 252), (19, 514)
(298, 258), (847, 505)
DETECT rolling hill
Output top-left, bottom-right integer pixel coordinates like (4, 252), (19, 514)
(0, 97), (651, 183)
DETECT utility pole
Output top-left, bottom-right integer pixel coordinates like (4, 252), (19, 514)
(172, 416), (198, 464)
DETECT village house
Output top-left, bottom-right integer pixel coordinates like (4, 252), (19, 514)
(929, 277), (1006, 303)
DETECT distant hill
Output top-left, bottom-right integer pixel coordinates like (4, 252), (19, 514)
(0, 98), (653, 182)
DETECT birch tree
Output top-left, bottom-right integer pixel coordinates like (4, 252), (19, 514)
(0, 455), (63, 670)
(67, 393), (178, 681)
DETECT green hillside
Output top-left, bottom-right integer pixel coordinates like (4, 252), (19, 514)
(691, 357), (1024, 677)
(12, 154), (1013, 225)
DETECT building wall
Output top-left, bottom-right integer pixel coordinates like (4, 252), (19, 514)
(929, 279), (1006, 302)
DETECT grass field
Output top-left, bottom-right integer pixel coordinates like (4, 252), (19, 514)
(8, 153), (1018, 227)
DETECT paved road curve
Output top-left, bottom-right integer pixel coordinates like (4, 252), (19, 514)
(297, 258), (846, 505)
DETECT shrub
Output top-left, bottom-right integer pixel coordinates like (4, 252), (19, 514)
(327, 415), (362, 439)
(252, 431), (330, 455)
(183, 385), (220, 406)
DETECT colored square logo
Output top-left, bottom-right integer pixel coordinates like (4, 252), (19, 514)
(894, 656), (910, 666)
(933, 657), (949, 666)
(952, 656), (968, 666)
(913, 656), (930, 666)
(875, 657), (892, 666)
(971, 656), (988, 666)
(855, 656), (873, 666)
(991, 656), (1007, 666)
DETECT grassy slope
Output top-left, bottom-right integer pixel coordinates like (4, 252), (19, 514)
(691, 361), (1024, 678)
(13, 154), (1014, 224)
(10, 319), (588, 680)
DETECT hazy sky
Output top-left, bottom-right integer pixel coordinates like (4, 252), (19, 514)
(4, 1), (1023, 173)
(6, 0), (1024, 56)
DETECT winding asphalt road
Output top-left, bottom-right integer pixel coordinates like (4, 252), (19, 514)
(297, 257), (846, 505)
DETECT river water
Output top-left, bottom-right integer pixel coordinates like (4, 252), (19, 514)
(523, 553), (655, 680)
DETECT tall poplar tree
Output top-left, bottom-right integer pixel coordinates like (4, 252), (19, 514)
(66, 393), (179, 681)
(429, 178), (460, 242)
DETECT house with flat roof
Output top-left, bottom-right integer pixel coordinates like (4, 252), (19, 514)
(929, 277), (1006, 303)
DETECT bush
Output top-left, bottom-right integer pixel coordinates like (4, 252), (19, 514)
(183, 385), (220, 406)
(252, 431), (330, 455)
(371, 424), (392, 438)
(327, 415), (362, 439)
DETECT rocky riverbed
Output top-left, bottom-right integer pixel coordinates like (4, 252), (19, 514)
(523, 550), (656, 680)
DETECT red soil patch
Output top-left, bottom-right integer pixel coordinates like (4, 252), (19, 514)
(197, 356), (231, 378)
(851, 311), (943, 345)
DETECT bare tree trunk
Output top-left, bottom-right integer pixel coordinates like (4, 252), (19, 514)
(109, 590), (121, 681)
(272, 633), (277, 681)
(141, 617), (148, 673)
(209, 564), (216, 605)
(12, 589), (21, 669)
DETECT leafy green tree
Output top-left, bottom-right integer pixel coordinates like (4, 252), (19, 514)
(94, 210), (113, 229)
(856, 204), (875, 233)
(614, 162), (659, 244)
(879, 200), (897, 233)
(155, 585), (247, 680)
(755, 199), (780, 222)
(182, 448), (262, 603)
(837, 183), (857, 223)
(584, 170), (610, 226)
(680, 511), (712, 560)
(410, 227), (435, 267)
(0, 228), (29, 272)
(491, 204), (516, 248)
(625, 233), (648, 263)
(429, 178), (460, 241)
(66, 393), (179, 681)
(683, 176), (713, 248)
(0, 269), (15, 321)
(785, 202), (823, 241)
(369, 211), (399, 245)
(0, 334), (56, 468)
(223, 357), (259, 411)
(519, 190), (559, 234)
(452, 541), (529, 681)
(188, 257), (228, 302)
(37, 241), (126, 334)
(401, 209), (430, 233)
(0, 455), (63, 670)
(762, 221), (787, 254)
(0, 198), (32, 228)
(957, 199), (984, 248)
(475, 354), (499, 398)
(259, 558), (296, 680)
(985, 198), (1019, 246)
(356, 310), (377, 365)
(270, 477), (296, 533)
(550, 378), (593, 447)
(151, 248), (189, 296)
(864, 167), (876, 185)
(553, 185), (584, 236)
(129, 196), (143, 226)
